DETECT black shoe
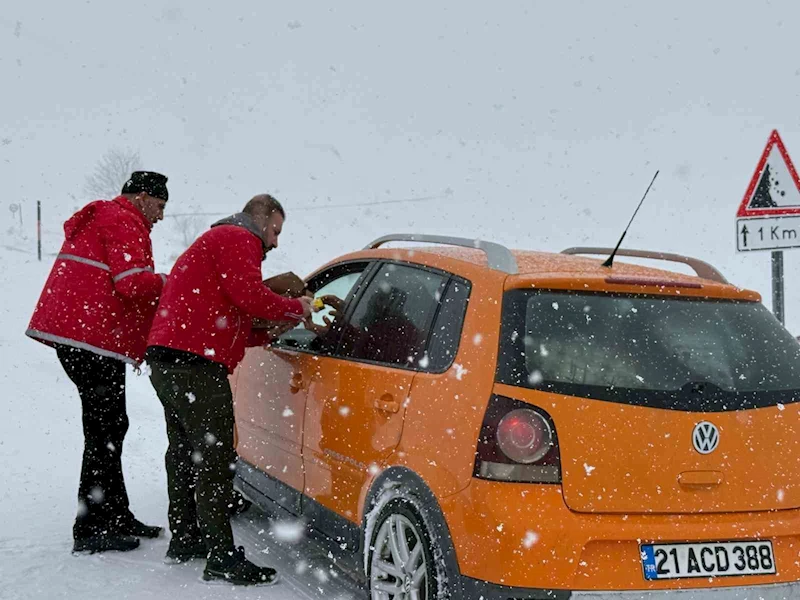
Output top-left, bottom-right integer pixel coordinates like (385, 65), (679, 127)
(229, 490), (252, 516)
(116, 517), (163, 539)
(73, 533), (140, 554)
(202, 547), (278, 585)
(165, 538), (208, 564)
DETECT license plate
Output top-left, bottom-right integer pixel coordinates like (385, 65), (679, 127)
(640, 540), (776, 580)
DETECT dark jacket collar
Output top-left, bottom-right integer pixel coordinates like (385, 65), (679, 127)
(211, 213), (267, 257)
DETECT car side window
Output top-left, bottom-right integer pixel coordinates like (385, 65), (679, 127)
(425, 277), (471, 372)
(274, 263), (370, 352)
(337, 263), (446, 368)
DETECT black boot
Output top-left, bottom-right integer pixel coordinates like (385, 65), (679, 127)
(202, 546), (278, 585)
(165, 537), (208, 564)
(73, 533), (140, 554)
(115, 516), (163, 539)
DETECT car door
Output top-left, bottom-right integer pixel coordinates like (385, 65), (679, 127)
(233, 262), (371, 512)
(302, 261), (448, 524)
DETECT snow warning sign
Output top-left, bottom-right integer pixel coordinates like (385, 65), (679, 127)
(736, 130), (800, 252)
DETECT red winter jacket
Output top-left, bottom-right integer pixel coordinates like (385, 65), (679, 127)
(27, 196), (164, 364)
(146, 215), (305, 373)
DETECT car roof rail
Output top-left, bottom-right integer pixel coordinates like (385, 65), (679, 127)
(560, 247), (728, 284)
(365, 234), (518, 274)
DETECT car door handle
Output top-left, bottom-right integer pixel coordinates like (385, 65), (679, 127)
(289, 372), (304, 393)
(374, 394), (400, 414)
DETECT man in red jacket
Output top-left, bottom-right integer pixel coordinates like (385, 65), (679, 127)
(26, 171), (169, 553)
(146, 194), (313, 585)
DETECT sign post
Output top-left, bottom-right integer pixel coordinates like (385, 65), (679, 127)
(37, 200), (42, 262)
(772, 251), (784, 324)
(736, 130), (800, 325)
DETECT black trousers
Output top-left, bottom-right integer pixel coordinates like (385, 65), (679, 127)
(148, 358), (236, 559)
(56, 345), (133, 539)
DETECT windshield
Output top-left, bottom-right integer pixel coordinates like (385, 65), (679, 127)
(496, 290), (800, 411)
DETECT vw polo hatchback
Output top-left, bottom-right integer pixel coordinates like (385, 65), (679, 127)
(231, 234), (800, 599)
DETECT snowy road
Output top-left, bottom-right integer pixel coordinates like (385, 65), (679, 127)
(0, 247), (365, 600)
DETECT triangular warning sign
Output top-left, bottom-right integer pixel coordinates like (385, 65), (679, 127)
(738, 130), (800, 217)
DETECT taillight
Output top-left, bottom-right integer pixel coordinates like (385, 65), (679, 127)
(497, 409), (553, 463)
(474, 395), (561, 483)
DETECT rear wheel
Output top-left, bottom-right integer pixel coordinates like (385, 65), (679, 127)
(368, 500), (439, 600)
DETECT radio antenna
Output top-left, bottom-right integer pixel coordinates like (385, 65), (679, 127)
(602, 170), (659, 268)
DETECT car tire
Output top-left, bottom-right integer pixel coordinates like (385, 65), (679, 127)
(367, 497), (451, 599)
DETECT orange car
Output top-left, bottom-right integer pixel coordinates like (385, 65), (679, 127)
(232, 234), (800, 599)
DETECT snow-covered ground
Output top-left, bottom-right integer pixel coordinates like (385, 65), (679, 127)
(0, 240), (366, 600)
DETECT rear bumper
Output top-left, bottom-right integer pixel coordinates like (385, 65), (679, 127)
(441, 479), (800, 592)
(461, 576), (800, 599)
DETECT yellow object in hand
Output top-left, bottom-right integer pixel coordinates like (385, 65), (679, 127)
(313, 298), (325, 309)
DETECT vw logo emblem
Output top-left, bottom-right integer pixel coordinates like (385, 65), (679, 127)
(692, 421), (720, 454)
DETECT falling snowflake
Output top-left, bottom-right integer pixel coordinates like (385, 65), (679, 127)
(453, 363), (468, 380)
(271, 519), (305, 543)
(204, 348), (216, 357)
(584, 463), (596, 476)
(339, 406), (350, 417)
(473, 333), (483, 345)
(89, 486), (105, 503)
(523, 531), (540, 548)
(186, 392), (196, 403)
(528, 370), (543, 385)
(295, 560), (309, 575)
(552, 302), (559, 310)
(123, 253), (132, 262)
(282, 407), (294, 417)
(313, 568), (329, 583)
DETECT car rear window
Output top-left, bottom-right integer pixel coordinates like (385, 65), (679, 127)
(496, 290), (800, 411)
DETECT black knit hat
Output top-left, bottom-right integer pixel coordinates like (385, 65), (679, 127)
(121, 171), (169, 201)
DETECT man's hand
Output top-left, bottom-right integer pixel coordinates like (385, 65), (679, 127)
(297, 295), (316, 319)
(318, 295), (345, 312)
(304, 313), (336, 337)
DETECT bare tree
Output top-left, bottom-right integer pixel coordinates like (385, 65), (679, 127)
(171, 208), (207, 249)
(83, 148), (143, 200)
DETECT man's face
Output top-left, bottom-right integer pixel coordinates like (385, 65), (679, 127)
(138, 193), (167, 225)
(260, 212), (284, 253)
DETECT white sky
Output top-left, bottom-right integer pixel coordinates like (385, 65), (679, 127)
(3, 0), (800, 328)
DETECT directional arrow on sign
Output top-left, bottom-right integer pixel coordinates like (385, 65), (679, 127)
(740, 223), (749, 248)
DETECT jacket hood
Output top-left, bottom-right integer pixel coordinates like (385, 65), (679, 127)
(211, 213), (267, 255)
(64, 197), (151, 240)
(64, 201), (101, 240)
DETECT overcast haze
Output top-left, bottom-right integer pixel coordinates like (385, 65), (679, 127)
(3, 0), (800, 326)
